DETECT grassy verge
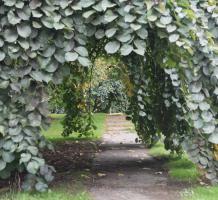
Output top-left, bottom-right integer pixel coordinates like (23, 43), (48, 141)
(150, 143), (218, 200)
(149, 142), (200, 182)
(0, 190), (90, 200)
(42, 113), (106, 142)
(183, 186), (218, 200)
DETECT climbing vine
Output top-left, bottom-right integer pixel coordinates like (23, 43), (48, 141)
(0, 0), (217, 191)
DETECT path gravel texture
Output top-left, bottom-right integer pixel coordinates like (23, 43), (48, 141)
(87, 114), (187, 200)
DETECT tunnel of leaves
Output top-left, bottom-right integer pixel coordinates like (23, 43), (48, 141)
(0, 0), (218, 192)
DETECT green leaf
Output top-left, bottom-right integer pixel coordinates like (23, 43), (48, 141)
(29, 0), (42, 9)
(124, 14), (136, 23)
(12, 134), (24, 143)
(206, 172), (216, 180)
(27, 161), (39, 174)
(2, 151), (15, 163)
(139, 111), (146, 117)
(41, 17), (53, 28)
(169, 34), (180, 43)
(120, 44), (133, 56)
(155, 21), (166, 28)
(209, 132), (218, 144)
(7, 10), (21, 25)
(20, 153), (31, 164)
(32, 157), (45, 166)
(18, 40), (30, 50)
(3, 0), (16, 7)
(201, 111), (213, 122)
(136, 28), (148, 39)
(193, 119), (203, 129)
(199, 157), (208, 166)
(53, 22), (64, 30)
(187, 102), (198, 110)
(0, 160), (6, 171)
(189, 81), (202, 93)
(134, 48), (145, 56)
(65, 52), (78, 62)
(0, 81), (9, 89)
(104, 10), (118, 22)
(46, 61), (58, 73)
(147, 15), (157, 22)
(17, 24), (32, 38)
(28, 112), (42, 127)
(0, 126), (5, 136)
(130, 24), (142, 31)
(78, 57), (91, 66)
(17, 7), (31, 20)
(160, 16), (172, 25)
(83, 10), (96, 19)
(43, 46), (56, 57)
(101, 0), (116, 11)
(3, 140), (14, 151)
(105, 28), (117, 38)
(191, 93), (204, 102)
(166, 25), (177, 33)
(4, 29), (18, 43)
(202, 124), (215, 134)
(30, 71), (43, 82)
(133, 39), (146, 55)
(0, 38), (4, 47)
(27, 146), (39, 156)
(189, 111), (199, 120)
(35, 182), (48, 192)
(145, 1), (154, 10)
(9, 126), (22, 136)
(116, 33), (131, 42)
(75, 46), (89, 57)
(134, 39), (146, 50)
(105, 41), (120, 54)
(199, 102), (210, 111)
(95, 29), (105, 39)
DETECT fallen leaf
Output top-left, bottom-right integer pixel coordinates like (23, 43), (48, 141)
(142, 167), (151, 170)
(128, 150), (135, 153)
(97, 173), (107, 177)
(155, 171), (163, 175)
(81, 174), (90, 179)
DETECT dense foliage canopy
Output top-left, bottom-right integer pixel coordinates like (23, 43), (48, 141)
(0, 0), (217, 191)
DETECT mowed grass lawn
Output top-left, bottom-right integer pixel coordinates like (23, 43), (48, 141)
(42, 113), (106, 141)
(183, 186), (218, 200)
(149, 142), (200, 182)
(1, 190), (90, 200)
(149, 143), (218, 200)
(1, 113), (106, 200)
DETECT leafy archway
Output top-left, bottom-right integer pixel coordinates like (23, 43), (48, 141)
(0, 0), (217, 191)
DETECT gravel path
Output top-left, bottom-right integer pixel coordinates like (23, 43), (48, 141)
(87, 115), (187, 200)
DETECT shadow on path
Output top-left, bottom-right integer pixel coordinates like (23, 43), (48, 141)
(87, 115), (187, 200)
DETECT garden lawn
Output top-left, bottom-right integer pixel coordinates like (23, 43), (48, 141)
(42, 113), (106, 142)
(149, 142), (200, 182)
(183, 186), (218, 200)
(1, 190), (90, 200)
